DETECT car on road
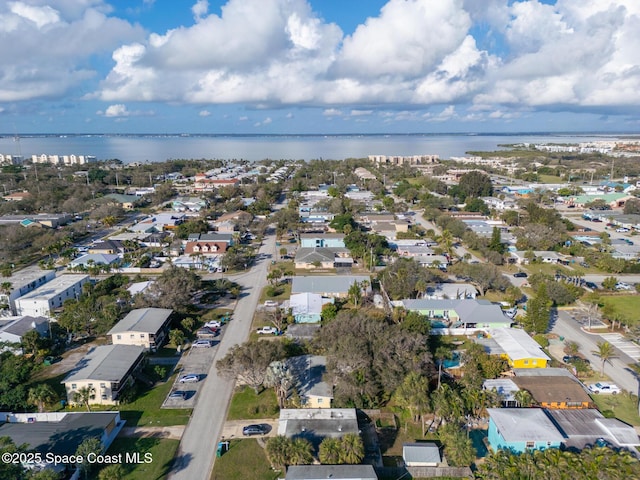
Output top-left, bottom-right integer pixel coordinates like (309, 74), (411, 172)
(256, 326), (279, 335)
(169, 390), (187, 400)
(179, 374), (200, 383)
(513, 272), (528, 278)
(584, 281), (598, 290)
(591, 218), (602, 222)
(242, 424), (268, 436)
(563, 355), (590, 365)
(191, 339), (214, 348)
(588, 382), (620, 394)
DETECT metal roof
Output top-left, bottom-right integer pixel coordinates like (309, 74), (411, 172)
(292, 276), (371, 295)
(62, 344), (144, 383)
(488, 408), (564, 442)
(285, 465), (378, 480)
(108, 308), (172, 335)
(489, 328), (551, 362)
(402, 442), (441, 464)
(18, 274), (89, 300)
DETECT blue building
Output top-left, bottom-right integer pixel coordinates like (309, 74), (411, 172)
(487, 408), (563, 453)
(300, 233), (345, 248)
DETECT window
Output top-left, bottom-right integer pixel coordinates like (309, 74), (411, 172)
(71, 384), (77, 390)
(318, 398), (323, 404)
(101, 394), (107, 400)
(130, 334), (135, 338)
(88, 383), (93, 388)
(140, 334), (145, 338)
(526, 441), (535, 448)
(116, 335), (122, 340)
(524, 360), (529, 365)
(100, 383), (106, 388)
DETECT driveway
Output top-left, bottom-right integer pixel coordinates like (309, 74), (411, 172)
(220, 419), (278, 440)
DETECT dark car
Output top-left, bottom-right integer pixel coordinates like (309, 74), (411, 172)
(242, 424), (268, 436)
(585, 281), (598, 290)
(513, 272), (528, 278)
(563, 355), (590, 365)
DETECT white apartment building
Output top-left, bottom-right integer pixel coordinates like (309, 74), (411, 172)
(15, 275), (89, 318)
(369, 154), (439, 166)
(31, 154), (96, 165)
(0, 265), (56, 315)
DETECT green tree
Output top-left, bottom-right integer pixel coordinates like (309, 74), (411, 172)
(169, 329), (185, 353)
(592, 341), (618, 376)
(28, 384), (57, 413)
(523, 283), (552, 334)
(321, 302), (339, 322)
(488, 226), (506, 254)
(394, 372), (430, 424)
(75, 436), (102, 479)
(514, 389), (534, 407)
(289, 438), (314, 465)
(72, 386), (96, 412)
(338, 433), (365, 464)
(98, 464), (126, 480)
(20, 329), (42, 357)
(602, 276), (618, 291)
(318, 437), (342, 464)
(438, 422), (475, 467)
(265, 436), (291, 470)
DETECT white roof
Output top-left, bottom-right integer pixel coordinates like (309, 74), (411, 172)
(17, 275), (89, 300)
(289, 293), (330, 316)
(489, 328), (551, 362)
(488, 408), (564, 442)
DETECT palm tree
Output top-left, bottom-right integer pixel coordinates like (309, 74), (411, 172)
(592, 341), (618, 375)
(318, 438), (342, 464)
(99, 464), (126, 480)
(514, 388), (534, 407)
(265, 436), (290, 471)
(436, 230), (455, 259)
(169, 329), (185, 353)
(73, 386), (96, 412)
(338, 433), (364, 464)
(289, 438), (313, 465)
(28, 384), (58, 413)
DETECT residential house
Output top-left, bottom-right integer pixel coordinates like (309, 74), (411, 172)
(484, 328), (550, 368)
(402, 443), (442, 467)
(103, 193), (143, 210)
(286, 355), (333, 408)
(0, 265), (56, 315)
(69, 253), (120, 270)
(292, 276), (371, 299)
(487, 408), (564, 453)
(424, 283), (477, 300)
(568, 193), (631, 209)
(172, 196), (208, 212)
(129, 213), (186, 233)
(277, 408), (359, 450)
(285, 324), (321, 341)
(511, 375), (593, 409)
(62, 344), (145, 405)
(0, 412), (124, 469)
(185, 233), (233, 256)
(294, 248), (353, 270)
(285, 465), (378, 480)
(0, 213), (72, 228)
(483, 379), (519, 407)
(15, 275), (90, 318)
(88, 240), (124, 255)
(481, 196), (517, 211)
(0, 315), (49, 350)
(397, 299), (512, 332)
(108, 308), (173, 352)
(300, 233), (345, 248)
(288, 293), (333, 323)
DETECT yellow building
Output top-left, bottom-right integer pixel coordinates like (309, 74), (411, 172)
(488, 328), (550, 369)
(108, 308), (173, 352)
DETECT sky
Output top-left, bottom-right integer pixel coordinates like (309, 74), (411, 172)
(1, 0), (640, 134)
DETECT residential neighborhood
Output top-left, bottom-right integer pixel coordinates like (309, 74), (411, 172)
(2, 144), (640, 480)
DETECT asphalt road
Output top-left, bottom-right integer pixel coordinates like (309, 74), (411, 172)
(168, 232), (276, 480)
(550, 309), (640, 396)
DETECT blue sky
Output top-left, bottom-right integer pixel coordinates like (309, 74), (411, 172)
(1, 0), (640, 134)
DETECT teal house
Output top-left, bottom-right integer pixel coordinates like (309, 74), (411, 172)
(487, 408), (564, 453)
(300, 233), (345, 248)
(398, 299), (512, 330)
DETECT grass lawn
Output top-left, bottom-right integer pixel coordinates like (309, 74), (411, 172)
(64, 374), (192, 427)
(539, 174), (564, 184)
(227, 386), (279, 420)
(102, 437), (179, 480)
(599, 295), (640, 326)
(259, 283), (292, 302)
(589, 392), (640, 426)
(211, 439), (280, 480)
(199, 308), (235, 323)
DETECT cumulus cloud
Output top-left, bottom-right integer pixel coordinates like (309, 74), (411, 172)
(97, 104), (154, 117)
(323, 108), (342, 116)
(199, 110), (211, 117)
(192, 0), (208, 22)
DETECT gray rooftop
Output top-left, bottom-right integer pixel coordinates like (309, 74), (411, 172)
(0, 413), (119, 456)
(286, 355), (333, 401)
(108, 308), (173, 335)
(285, 465), (378, 480)
(2, 265), (55, 293)
(278, 408), (358, 449)
(487, 408), (565, 443)
(187, 233), (233, 242)
(0, 315), (48, 336)
(401, 299), (511, 325)
(295, 247), (336, 264)
(63, 344), (144, 383)
(546, 409), (640, 448)
(17, 274), (89, 300)
(292, 276), (371, 295)
(403, 442), (441, 464)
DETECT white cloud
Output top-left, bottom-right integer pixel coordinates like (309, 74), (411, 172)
(8, 2), (60, 29)
(350, 110), (373, 116)
(426, 105), (457, 122)
(192, 0), (208, 22)
(322, 108), (343, 116)
(199, 110), (211, 117)
(97, 104), (154, 117)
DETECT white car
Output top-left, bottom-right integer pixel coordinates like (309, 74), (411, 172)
(179, 374), (200, 383)
(191, 340), (213, 348)
(588, 382), (621, 394)
(256, 326), (279, 335)
(204, 320), (222, 329)
(264, 300), (279, 308)
(616, 227), (630, 233)
(615, 282), (632, 291)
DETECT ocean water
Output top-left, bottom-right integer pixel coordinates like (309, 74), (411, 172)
(0, 133), (631, 164)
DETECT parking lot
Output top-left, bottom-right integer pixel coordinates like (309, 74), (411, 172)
(598, 333), (640, 362)
(162, 339), (221, 409)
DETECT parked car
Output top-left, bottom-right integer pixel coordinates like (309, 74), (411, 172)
(563, 355), (590, 365)
(191, 339), (213, 348)
(169, 390), (187, 400)
(592, 218), (602, 222)
(513, 272), (528, 278)
(264, 300), (279, 308)
(616, 227), (630, 233)
(615, 282), (632, 291)
(579, 262), (590, 268)
(179, 374), (200, 383)
(588, 382), (620, 394)
(205, 320), (222, 329)
(256, 326), (279, 335)
(242, 424), (268, 436)
(197, 327), (219, 337)
(585, 281), (598, 290)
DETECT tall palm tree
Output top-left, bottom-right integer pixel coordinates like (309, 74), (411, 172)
(338, 433), (364, 464)
(28, 384), (58, 413)
(592, 341), (618, 375)
(73, 386), (96, 412)
(288, 438), (313, 465)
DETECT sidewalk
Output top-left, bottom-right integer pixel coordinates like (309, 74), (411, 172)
(120, 426), (185, 440)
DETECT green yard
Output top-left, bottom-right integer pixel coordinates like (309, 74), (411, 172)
(590, 392), (640, 427)
(101, 437), (179, 480)
(227, 386), (279, 420)
(599, 295), (640, 326)
(211, 439), (280, 480)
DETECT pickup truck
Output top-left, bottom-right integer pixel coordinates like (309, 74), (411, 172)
(256, 326), (279, 335)
(588, 382), (620, 394)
